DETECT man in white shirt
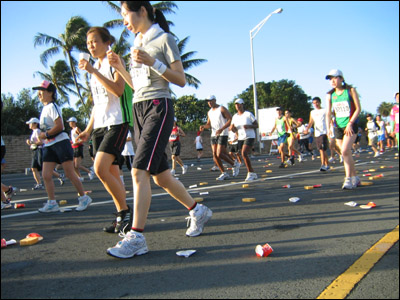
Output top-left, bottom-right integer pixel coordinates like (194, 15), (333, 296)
(200, 95), (240, 180)
(304, 97), (330, 171)
(230, 98), (258, 181)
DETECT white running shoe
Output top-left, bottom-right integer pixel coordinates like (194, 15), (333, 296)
(38, 202), (60, 213)
(328, 157), (335, 163)
(374, 152), (380, 157)
(88, 171), (95, 180)
(216, 172), (230, 181)
(351, 176), (361, 188)
(107, 231), (149, 259)
(232, 161), (240, 177)
(170, 169), (176, 176)
(245, 172), (258, 181)
(186, 204), (212, 237)
(76, 195), (92, 211)
(182, 165), (188, 175)
(342, 177), (354, 190)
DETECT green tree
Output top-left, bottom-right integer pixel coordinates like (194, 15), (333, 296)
(1, 90), (42, 135)
(173, 95), (208, 131)
(33, 60), (79, 106)
(377, 101), (393, 118)
(33, 16), (90, 112)
(228, 80), (312, 121)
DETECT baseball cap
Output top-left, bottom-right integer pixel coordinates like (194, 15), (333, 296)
(32, 80), (56, 93)
(297, 118), (303, 123)
(234, 98), (244, 105)
(67, 117), (78, 123)
(26, 117), (40, 124)
(325, 69), (344, 80)
(206, 95), (216, 101)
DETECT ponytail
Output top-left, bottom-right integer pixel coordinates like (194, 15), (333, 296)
(121, 1), (169, 33)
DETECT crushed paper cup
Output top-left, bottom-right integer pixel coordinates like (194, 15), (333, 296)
(176, 250), (196, 258)
(189, 184), (197, 189)
(360, 202), (376, 209)
(26, 233), (43, 241)
(344, 201), (357, 207)
(199, 192), (209, 195)
(289, 197), (300, 202)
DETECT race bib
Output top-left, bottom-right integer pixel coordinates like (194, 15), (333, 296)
(333, 101), (351, 118)
(92, 80), (109, 105)
(131, 66), (151, 90)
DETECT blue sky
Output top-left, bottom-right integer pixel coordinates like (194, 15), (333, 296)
(1, 1), (399, 115)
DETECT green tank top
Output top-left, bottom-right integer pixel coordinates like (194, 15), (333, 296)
(276, 117), (286, 137)
(331, 89), (355, 128)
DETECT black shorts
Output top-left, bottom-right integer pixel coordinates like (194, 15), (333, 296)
(170, 141), (181, 156)
(334, 123), (358, 140)
(315, 135), (328, 151)
(211, 135), (228, 146)
(238, 138), (255, 151)
(73, 145), (84, 158)
(228, 143), (238, 153)
(43, 139), (74, 164)
(92, 123), (129, 165)
(132, 98), (174, 175)
(31, 148), (43, 171)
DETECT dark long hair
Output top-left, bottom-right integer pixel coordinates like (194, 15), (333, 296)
(120, 1), (169, 33)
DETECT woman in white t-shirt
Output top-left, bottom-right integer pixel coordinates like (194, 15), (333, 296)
(32, 81), (92, 213)
(78, 26), (132, 234)
(106, 1), (212, 259)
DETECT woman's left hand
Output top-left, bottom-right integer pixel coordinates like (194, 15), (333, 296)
(344, 123), (354, 136)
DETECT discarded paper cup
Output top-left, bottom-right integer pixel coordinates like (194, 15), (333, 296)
(242, 198), (256, 202)
(289, 197), (300, 203)
(59, 200), (67, 205)
(313, 184), (322, 188)
(193, 197), (203, 203)
(14, 203), (25, 209)
(255, 243), (273, 257)
(26, 233), (43, 241)
(282, 184), (291, 188)
(242, 184), (249, 188)
(304, 186), (314, 190)
(360, 181), (373, 186)
(199, 182), (208, 186)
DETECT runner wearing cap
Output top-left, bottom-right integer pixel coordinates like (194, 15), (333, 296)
(32, 80), (92, 212)
(325, 69), (361, 189)
(230, 98), (258, 181)
(67, 117), (94, 181)
(200, 95), (241, 180)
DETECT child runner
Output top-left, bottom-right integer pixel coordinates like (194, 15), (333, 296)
(106, 1), (212, 259)
(33, 80), (92, 212)
(325, 69), (361, 189)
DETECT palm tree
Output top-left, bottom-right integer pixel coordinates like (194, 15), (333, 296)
(33, 16), (90, 112)
(377, 101), (394, 118)
(178, 36), (207, 89)
(33, 60), (79, 106)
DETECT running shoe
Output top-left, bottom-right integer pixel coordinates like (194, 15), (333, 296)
(279, 163), (286, 168)
(58, 173), (65, 186)
(103, 206), (133, 233)
(106, 231), (149, 259)
(342, 177), (354, 190)
(1, 200), (12, 210)
(232, 161), (240, 177)
(32, 184), (45, 190)
(216, 172), (230, 181)
(374, 152), (380, 157)
(88, 170), (95, 180)
(245, 172), (258, 181)
(351, 176), (361, 188)
(186, 204), (213, 237)
(290, 156), (295, 165)
(210, 165), (218, 172)
(38, 202), (60, 213)
(170, 169), (176, 176)
(76, 194), (92, 211)
(182, 165), (188, 175)
(328, 157), (335, 163)
(5, 186), (15, 200)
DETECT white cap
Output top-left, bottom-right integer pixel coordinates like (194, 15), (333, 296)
(67, 117), (77, 122)
(206, 95), (216, 101)
(235, 98), (244, 105)
(325, 69), (344, 80)
(26, 117), (40, 124)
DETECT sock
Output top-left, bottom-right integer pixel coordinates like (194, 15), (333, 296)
(131, 227), (144, 233)
(49, 200), (57, 205)
(189, 202), (197, 211)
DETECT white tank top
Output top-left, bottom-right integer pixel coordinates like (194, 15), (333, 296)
(208, 106), (229, 137)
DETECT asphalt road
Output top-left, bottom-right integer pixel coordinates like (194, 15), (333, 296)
(1, 149), (399, 299)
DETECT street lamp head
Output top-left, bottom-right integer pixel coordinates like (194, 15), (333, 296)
(274, 8), (283, 14)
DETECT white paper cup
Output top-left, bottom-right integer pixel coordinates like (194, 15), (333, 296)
(130, 46), (142, 68)
(79, 53), (90, 62)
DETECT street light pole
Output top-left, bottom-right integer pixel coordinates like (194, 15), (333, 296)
(250, 8), (283, 153)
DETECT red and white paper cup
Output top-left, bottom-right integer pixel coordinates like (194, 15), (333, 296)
(255, 243), (273, 257)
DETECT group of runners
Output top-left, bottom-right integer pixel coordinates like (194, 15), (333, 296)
(1, 1), (399, 260)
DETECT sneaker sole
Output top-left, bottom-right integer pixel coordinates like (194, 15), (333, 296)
(106, 246), (149, 259)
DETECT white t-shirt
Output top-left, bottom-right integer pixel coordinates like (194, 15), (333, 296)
(297, 124), (310, 140)
(39, 102), (69, 147)
(30, 128), (43, 149)
(231, 111), (256, 140)
(310, 108), (327, 137)
(367, 120), (378, 139)
(91, 57), (125, 129)
(195, 135), (203, 149)
(121, 131), (135, 156)
(208, 106), (229, 137)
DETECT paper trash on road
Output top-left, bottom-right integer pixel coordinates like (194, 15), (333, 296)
(344, 201), (358, 207)
(176, 250), (196, 258)
(289, 197), (300, 203)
